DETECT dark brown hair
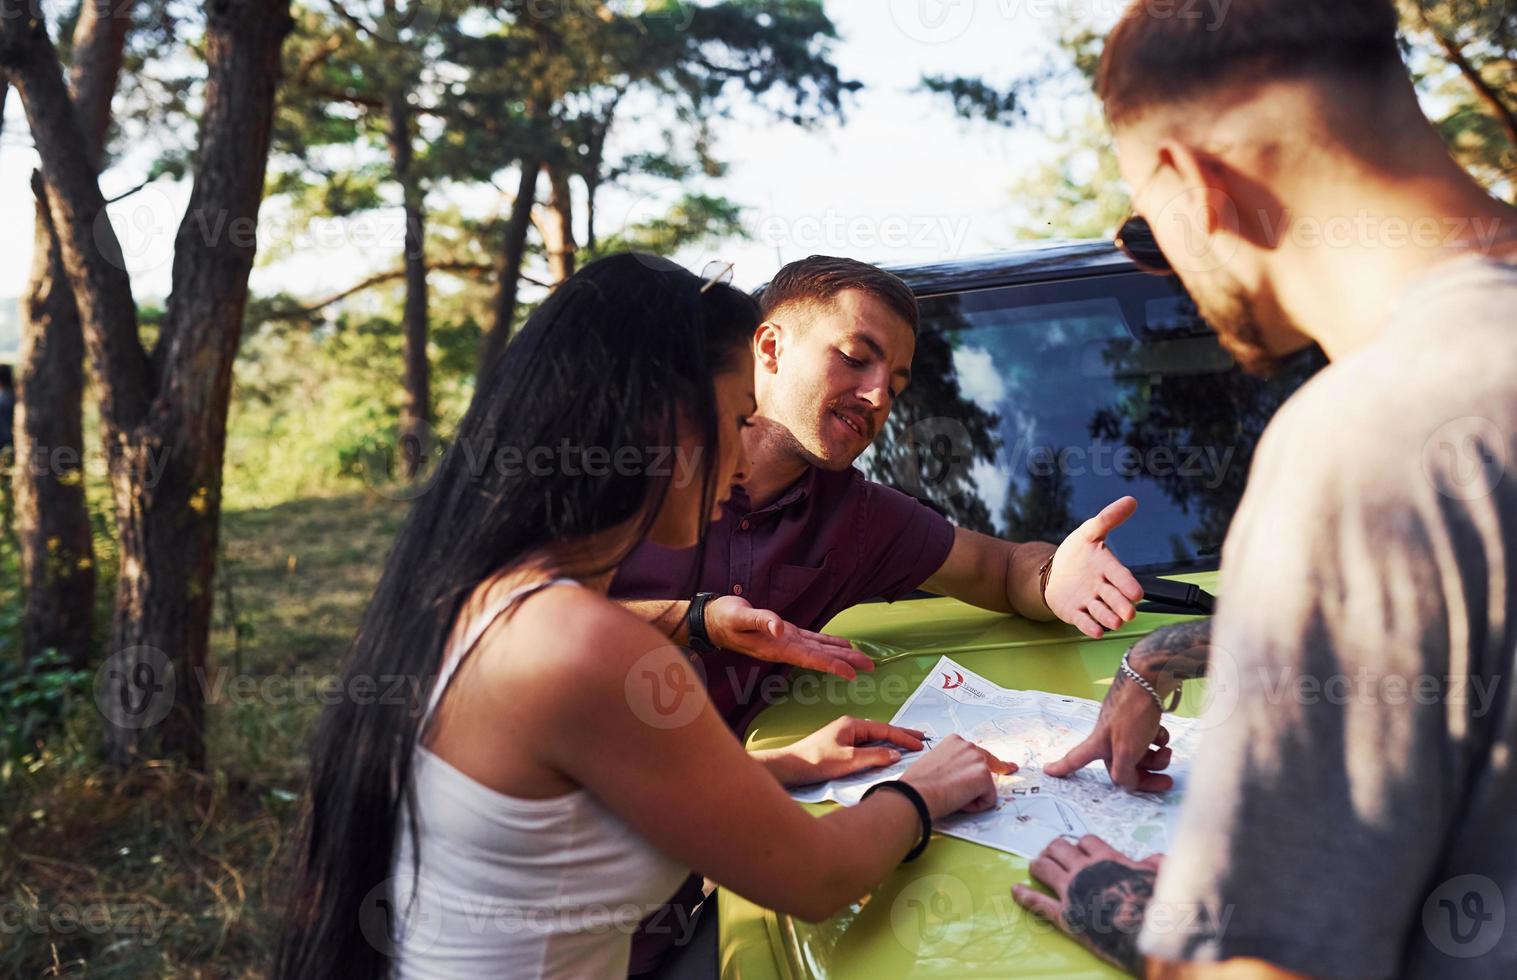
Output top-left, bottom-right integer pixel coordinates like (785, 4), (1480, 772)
(759, 254), (920, 334)
(1097, 0), (1403, 126)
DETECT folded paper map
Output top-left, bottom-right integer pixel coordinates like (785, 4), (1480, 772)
(788, 655), (1200, 859)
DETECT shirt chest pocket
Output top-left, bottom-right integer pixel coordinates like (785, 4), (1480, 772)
(767, 550), (836, 609)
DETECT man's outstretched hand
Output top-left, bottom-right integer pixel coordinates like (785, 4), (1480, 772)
(1044, 496), (1145, 639)
(705, 595), (875, 679)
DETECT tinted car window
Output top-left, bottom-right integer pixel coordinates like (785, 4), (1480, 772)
(860, 272), (1324, 575)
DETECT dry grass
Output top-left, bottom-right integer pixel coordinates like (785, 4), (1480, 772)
(1, 491), (407, 978)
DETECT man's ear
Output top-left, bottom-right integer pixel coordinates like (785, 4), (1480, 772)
(754, 320), (783, 374)
(1152, 138), (1245, 271)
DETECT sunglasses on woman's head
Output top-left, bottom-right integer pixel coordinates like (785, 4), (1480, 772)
(1115, 215), (1174, 276)
(699, 260), (736, 293)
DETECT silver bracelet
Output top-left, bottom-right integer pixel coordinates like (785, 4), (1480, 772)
(1119, 651), (1181, 712)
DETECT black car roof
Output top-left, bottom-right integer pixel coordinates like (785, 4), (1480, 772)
(881, 239), (1137, 297)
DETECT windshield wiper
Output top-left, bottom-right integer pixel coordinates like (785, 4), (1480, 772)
(1136, 576), (1216, 616)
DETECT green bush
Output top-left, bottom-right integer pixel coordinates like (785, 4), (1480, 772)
(0, 647), (92, 767)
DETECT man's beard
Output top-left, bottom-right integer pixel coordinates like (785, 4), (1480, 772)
(1193, 277), (1281, 377)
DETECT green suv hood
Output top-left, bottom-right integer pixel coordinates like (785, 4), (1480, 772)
(722, 571), (1220, 980)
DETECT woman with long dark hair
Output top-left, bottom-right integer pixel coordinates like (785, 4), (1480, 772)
(276, 254), (1005, 979)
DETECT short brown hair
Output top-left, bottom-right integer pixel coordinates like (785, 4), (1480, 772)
(758, 255), (920, 334)
(1097, 0), (1403, 126)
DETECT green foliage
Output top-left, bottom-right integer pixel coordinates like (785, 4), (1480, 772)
(1401, 0), (1516, 199)
(0, 649), (92, 768)
(590, 191), (749, 258)
(919, 74), (1026, 124)
(1009, 109), (1130, 241)
(928, 0), (1515, 238)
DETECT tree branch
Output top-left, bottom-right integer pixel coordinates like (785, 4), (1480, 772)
(294, 32), (344, 87)
(104, 177), (153, 205)
(259, 260), (544, 322)
(1443, 37), (1517, 152)
(1420, 12), (1517, 157)
(307, 84), (385, 109)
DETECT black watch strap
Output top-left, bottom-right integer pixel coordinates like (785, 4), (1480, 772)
(687, 592), (722, 653)
(862, 780), (933, 863)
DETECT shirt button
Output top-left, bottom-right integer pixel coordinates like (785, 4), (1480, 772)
(732, 584), (743, 596)
(740, 520), (750, 531)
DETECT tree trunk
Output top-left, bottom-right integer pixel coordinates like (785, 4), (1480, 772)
(2, 0), (294, 767)
(477, 157), (540, 384)
(14, 175), (96, 667)
(10, 0), (132, 668)
(386, 89), (430, 480)
(541, 161), (576, 284)
(585, 173), (598, 253)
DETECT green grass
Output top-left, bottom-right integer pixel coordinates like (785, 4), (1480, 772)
(1, 490), (407, 978)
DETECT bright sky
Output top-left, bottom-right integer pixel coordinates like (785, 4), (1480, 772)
(0, 1), (1115, 306)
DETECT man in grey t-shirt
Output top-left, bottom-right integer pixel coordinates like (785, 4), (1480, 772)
(1011, 2), (1517, 977)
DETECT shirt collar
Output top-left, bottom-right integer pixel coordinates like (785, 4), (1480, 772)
(730, 466), (816, 517)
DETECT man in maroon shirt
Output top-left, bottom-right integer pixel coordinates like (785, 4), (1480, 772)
(615, 255), (1146, 976)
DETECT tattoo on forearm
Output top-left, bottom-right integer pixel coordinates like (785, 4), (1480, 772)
(1063, 860), (1156, 975)
(1130, 619), (1212, 688)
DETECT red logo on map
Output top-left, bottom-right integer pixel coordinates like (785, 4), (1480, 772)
(940, 670), (965, 690)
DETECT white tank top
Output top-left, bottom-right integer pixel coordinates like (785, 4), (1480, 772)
(390, 578), (689, 979)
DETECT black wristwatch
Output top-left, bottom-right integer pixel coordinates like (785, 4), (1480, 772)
(686, 592), (722, 653)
